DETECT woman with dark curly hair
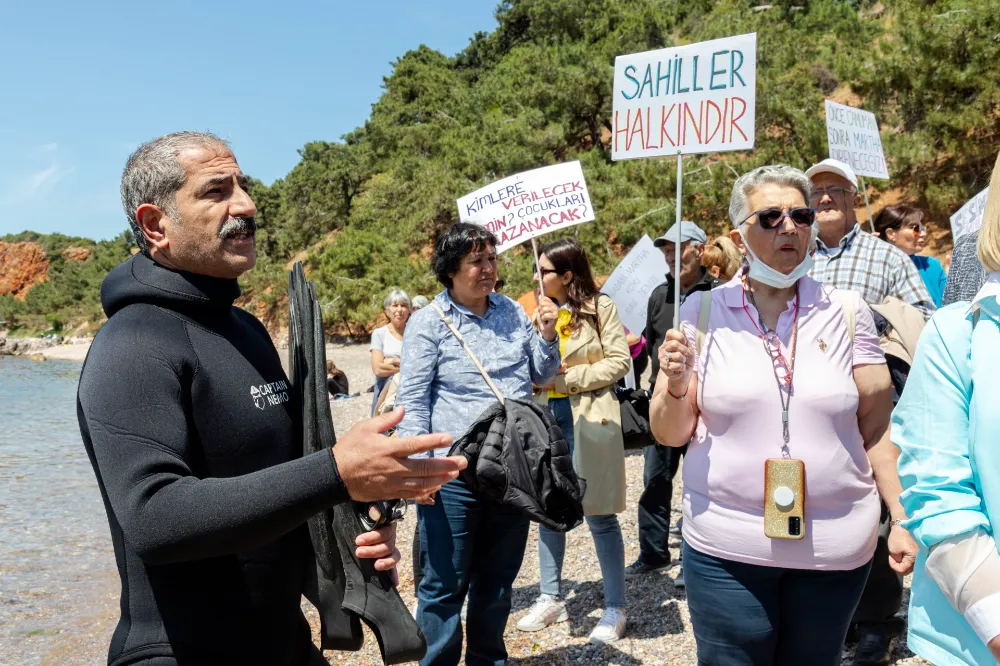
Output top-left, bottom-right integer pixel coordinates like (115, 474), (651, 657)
(395, 222), (560, 666)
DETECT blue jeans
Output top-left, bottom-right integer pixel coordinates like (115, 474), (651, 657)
(416, 477), (530, 666)
(537, 397), (626, 609)
(682, 542), (872, 666)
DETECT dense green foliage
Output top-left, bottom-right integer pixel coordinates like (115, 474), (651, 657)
(5, 0), (999, 336)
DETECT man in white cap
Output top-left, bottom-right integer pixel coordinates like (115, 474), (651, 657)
(627, 220), (721, 583)
(806, 158), (935, 320)
(806, 158), (933, 666)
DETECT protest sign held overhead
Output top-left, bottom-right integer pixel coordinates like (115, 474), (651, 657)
(825, 100), (889, 180)
(457, 161), (595, 254)
(612, 33), (757, 160)
(601, 235), (669, 336)
(950, 187), (989, 241)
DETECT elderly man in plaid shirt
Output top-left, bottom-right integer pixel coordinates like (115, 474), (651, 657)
(804, 158), (935, 666)
(807, 159), (935, 321)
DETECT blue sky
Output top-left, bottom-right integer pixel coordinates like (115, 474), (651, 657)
(0, 1), (498, 240)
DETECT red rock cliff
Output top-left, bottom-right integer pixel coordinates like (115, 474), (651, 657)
(0, 242), (50, 300)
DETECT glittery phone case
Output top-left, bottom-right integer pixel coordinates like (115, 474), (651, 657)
(763, 458), (806, 540)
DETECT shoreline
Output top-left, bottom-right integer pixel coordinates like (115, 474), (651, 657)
(0, 336), (93, 361)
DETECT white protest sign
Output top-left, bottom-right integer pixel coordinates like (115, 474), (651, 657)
(824, 100), (889, 180)
(457, 161), (594, 254)
(601, 235), (669, 336)
(950, 187), (989, 241)
(611, 33), (757, 160)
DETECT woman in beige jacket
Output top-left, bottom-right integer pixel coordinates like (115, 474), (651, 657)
(516, 238), (631, 645)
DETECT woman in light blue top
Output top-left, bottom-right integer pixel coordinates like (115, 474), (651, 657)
(893, 162), (1000, 666)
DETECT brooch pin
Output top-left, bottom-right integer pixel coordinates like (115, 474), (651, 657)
(817, 339), (828, 352)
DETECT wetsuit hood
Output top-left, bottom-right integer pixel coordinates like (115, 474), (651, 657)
(101, 252), (241, 318)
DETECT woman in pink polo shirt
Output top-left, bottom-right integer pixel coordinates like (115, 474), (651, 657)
(649, 164), (918, 666)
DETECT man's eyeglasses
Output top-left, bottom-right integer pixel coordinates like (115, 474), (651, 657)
(740, 207), (816, 230)
(808, 186), (856, 204)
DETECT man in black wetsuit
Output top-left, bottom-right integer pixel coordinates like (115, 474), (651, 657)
(77, 131), (465, 666)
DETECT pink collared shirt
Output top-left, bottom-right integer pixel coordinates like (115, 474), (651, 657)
(678, 274), (885, 570)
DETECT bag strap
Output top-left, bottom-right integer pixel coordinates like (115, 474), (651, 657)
(431, 303), (505, 405)
(835, 291), (857, 345)
(695, 290), (712, 356)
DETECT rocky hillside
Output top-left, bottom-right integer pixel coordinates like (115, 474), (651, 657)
(0, 242), (50, 300)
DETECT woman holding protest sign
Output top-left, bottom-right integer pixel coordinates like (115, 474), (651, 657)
(649, 165), (918, 665)
(517, 238), (631, 645)
(395, 222), (561, 666)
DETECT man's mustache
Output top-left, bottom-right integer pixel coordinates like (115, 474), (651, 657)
(219, 216), (258, 240)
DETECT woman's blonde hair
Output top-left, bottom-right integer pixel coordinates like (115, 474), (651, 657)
(702, 235), (744, 282)
(977, 152), (1000, 271)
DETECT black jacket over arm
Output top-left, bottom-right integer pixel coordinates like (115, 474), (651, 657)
(77, 253), (348, 666)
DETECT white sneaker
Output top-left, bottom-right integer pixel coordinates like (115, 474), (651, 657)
(588, 607), (626, 645)
(516, 594), (568, 632)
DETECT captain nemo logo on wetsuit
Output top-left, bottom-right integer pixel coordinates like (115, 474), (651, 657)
(250, 380), (290, 410)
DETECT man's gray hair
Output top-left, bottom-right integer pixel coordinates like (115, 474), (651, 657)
(728, 164), (813, 227)
(384, 289), (411, 310)
(121, 131), (231, 254)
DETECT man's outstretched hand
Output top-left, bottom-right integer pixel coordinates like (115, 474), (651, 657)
(333, 407), (467, 502)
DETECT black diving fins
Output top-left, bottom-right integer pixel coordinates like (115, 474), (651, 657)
(288, 263), (426, 665)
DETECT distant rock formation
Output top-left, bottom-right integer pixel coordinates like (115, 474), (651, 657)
(61, 246), (92, 262)
(0, 241), (49, 300)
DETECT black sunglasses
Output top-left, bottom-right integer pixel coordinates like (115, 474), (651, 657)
(740, 207), (816, 230)
(532, 263), (560, 276)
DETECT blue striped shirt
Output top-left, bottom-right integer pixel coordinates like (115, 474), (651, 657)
(395, 290), (560, 457)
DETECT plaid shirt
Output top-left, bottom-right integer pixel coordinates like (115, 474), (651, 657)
(810, 224), (936, 320)
(942, 230), (987, 306)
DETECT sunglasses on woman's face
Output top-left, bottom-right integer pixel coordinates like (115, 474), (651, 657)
(532, 263), (559, 276)
(741, 207), (816, 230)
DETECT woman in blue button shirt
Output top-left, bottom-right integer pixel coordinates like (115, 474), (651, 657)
(893, 157), (1000, 666)
(395, 222), (560, 666)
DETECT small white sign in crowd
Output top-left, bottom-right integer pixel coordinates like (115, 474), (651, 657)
(950, 187), (990, 241)
(824, 100), (889, 180)
(600, 235), (668, 336)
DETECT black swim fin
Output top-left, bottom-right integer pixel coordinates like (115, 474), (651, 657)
(290, 262), (426, 664)
(289, 264), (363, 652)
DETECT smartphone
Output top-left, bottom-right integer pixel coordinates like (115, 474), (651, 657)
(763, 458), (805, 540)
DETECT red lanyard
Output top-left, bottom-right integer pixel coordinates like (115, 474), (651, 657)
(741, 276), (799, 452)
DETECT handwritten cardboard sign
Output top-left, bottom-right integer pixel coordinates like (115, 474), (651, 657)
(825, 100), (889, 180)
(457, 161), (594, 253)
(611, 33), (757, 160)
(601, 235), (669, 335)
(950, 187), (989, 241)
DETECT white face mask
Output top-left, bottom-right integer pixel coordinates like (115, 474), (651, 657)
(738, 225), (814, 289)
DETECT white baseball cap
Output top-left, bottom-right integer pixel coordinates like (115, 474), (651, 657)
(805, 158), (858, 188)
